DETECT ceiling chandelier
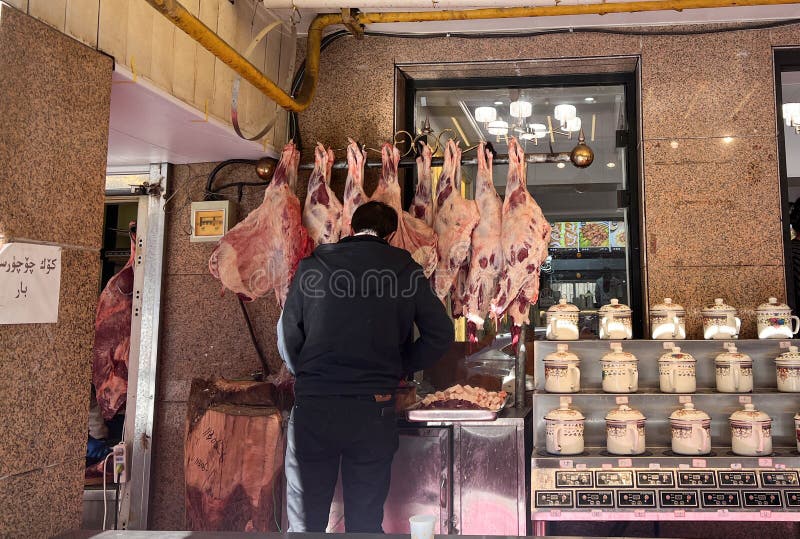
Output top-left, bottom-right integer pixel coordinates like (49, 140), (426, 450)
(473, 100), (594, 145)
(784, 102), (800, 134)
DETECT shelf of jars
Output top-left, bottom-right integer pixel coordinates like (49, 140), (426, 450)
(529, 295), (800, 527)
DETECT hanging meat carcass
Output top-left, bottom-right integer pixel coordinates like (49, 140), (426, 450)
(431, 140), (480, 301)
(341, 138), (367, 237)
(464, 142), (504, 342)
(92, 222), (136, 420)
(303, 143), (343, 245)
(209, 142), (313, 306)
(371, 143), (438, 277)
(408, 141), (434, 227)
(490, 137), (551, 347)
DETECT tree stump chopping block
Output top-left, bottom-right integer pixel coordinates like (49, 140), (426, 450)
(185, 378), (286, 531)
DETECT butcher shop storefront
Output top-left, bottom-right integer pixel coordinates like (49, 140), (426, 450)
(4, 1), (800, 539)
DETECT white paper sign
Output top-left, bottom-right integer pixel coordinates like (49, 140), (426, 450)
(0, 243), (61, 324)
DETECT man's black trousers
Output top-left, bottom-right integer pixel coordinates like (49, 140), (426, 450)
(285, 395), (399, 533)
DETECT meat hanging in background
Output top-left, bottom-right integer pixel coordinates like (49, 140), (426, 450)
(341, 138), (367, 237)
(431, 139), (480, 301)
(408, 141), (434, 227)
(490, 137), (551, 347)
(464, 142), (503, 342)
(92, 222), (136, 420)
(209, 142), (313, 306)
(303, 143), (343, 245)
(371, 143), (438, 277)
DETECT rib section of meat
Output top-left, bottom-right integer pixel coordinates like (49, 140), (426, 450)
(92, 223), (136, 420)
(341, 138), (367, 237)
(408, 141), (434, 227)
(431, 140), (480, 301)
(371, 143), (438, 277)
(209, 142), (312, 306)
(303, 143), (343, 245)
(490, 137), (551, 345)
(465, 142), (504, 341)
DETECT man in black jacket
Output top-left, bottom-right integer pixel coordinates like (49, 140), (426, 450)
(278, 200), (453, 533)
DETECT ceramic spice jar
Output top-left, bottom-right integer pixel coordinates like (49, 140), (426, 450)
(715, 345), (753, 393)
(650, 298), (686, 340)
(599, 298), (632, 340)
(545, 299), (580, 341)
(605, 404), (646, 455)
(701, 298), (741, 340)
(775, 345), (800, 393)
(544, 402), (585, 455)
(729, 403), (772, 456)
(600, 343), (639, 393)
(658, 347), (697, 394)
(669, 402), (711, 455)
(543, 344), (581, 393)
(756, 297), (800, 339)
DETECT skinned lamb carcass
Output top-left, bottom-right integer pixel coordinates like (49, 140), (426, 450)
(490, 137), (551, 347)
(371, 143), (438, 277)
(92, 222), (136, 420)
(431, 139), (480, 301)
(408, 141), (434, 227)
(341, 138), (367, 237)
(209, 142), (313, 306)
(303, 143), (343, 245)
(464, 142), (504, 342)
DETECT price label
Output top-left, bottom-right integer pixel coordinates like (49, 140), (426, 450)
(550, 510), (561, 518)
(559, 460), (574, 469)
(692, 459), (707, 468)
(780, 341), (791, 349)
(649, 463), (661, 469)
(663, 341), (675, 349)
(760, 510), (772, 518)
(591, 510), (603, 518)
(718, 509), (729, 517)
(739, 395), (752, 404)
(759, 458), (774, 468)
(674, 510), (686, 518)
(618, 458), (633, 468)
(615, 396), (629, 404)
(635, 510), (647, 518)
(678, 395), (693, 404)
(678, 463), (690, 469)
(776, 464), (787, 470)
(602, 463), (613, 470)
(576, 463), (587, 470)
(731, 463), (742, 470)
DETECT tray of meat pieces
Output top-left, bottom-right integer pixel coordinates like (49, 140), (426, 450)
(406, 384), (509, 422)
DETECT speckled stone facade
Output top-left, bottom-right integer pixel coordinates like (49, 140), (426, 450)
(0, 5), (112, 539)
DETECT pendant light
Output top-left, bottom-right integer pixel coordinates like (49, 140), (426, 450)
(509, 100), (532, 119)
(475, 106), (497, 123)
(487, 120), (509, 136)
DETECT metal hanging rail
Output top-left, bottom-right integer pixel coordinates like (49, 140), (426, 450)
(297, 150), (574, 170)
(143, 0), (800, 113)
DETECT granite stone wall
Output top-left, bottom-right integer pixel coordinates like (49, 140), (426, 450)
(0, 5), (113, 538)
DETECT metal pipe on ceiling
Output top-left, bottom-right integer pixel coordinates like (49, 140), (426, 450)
(144, 0), (800, 113)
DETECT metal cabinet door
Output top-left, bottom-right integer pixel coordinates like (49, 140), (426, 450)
(327, 427), (451, 533)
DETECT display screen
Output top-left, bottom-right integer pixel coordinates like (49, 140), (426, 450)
(549, 220), (626, 251)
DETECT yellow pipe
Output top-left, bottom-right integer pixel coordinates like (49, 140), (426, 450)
(144, 0), (800, 113)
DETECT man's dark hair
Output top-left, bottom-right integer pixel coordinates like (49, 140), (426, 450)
(351, 201), (398, 239)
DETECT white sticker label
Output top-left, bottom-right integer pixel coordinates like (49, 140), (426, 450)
(634, 510), (647, 518)
(602, 463), (613, 470)
(559, 396), (572, 406)
(550, 510), (561, 518)
(692, 459), (707, 468)
(776, 463), (786, 470)
(738, 395), (752, 404)
(731, 463), (742, 470)
(615, 396), (629, 405)
(576, 463), (587, 470)
(678, 464), (690, 469)
(780, 341), (791, 349)
(674, 510), (686, 518)
(559, 459), (573, 469)
(718, 509), (729, 517)
(618, 458), (633, 468)
(591, 510), (603, 518)
(760, 510), (772, 519)
(649, 463), (661, 469)
(663, 341), (675, 349)
(758, 458), (773, 467)
(678, 395), (693, 404)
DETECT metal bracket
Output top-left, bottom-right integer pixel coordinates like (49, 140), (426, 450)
(341, 9), (365, 40)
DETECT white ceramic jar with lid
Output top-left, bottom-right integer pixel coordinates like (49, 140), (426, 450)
(545, 299), (580, 341)
(599, 298), (633, 340)
(650, 298), (686, 340)
(669, 402), (711, 455)
(729, 403), (772, 456)
(775, 346), (800, 392)
(701, 298), (741, 340)
(544, 402), (585, 455)
(795, 412), (800, 453)
(715, 345), (753, 393)
(756, 297), (800, 339)
(600, 343), (639, 393)
(543, 344), (581, 393)
(605, 404), (646, 455)
(658, 347), (697, 394)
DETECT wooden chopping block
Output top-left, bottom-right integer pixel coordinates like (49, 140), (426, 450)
(185, 378), (286, 531)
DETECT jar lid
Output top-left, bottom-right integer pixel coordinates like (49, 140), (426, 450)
(777, 345), (800, 365)
(599, 298), (631, 314)
(601, 343), (638, 363)
(715, 346), (751, 364)
(756, 297), (791, 312)
(606, 403), (645, 421)
(701, 298), (737, 315)
(669, 402), (710, 421)
(729, 403), (771, 423)
(545, 403), (585, 421)
(547, 298), (580, 313)
(544, 343), (580, 363)
(650, 297), (686, 315)
(658, 347), (696, 363)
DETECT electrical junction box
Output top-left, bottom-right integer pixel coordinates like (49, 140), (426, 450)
(190, 200), (235, 242)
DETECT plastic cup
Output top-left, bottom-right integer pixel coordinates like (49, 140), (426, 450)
(409, 514), (436, 539)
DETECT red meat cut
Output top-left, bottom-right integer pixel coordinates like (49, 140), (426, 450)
(92, 223), (136, 420)
(341, 138), (367, 237)
(209, 142), (313, 306)
(303, 143), (343, 245)
(408, 141), (434, 227)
